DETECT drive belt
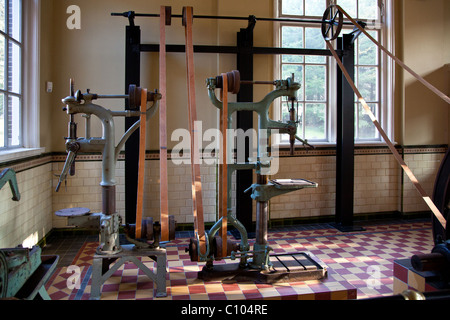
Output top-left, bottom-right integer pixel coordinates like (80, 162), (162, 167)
(159, 6), (170, 242)
(135, 88), (148, 239)
(183, 6), (207, 255)
(325, 5), (447, 229)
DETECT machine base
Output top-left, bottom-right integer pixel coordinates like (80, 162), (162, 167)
(198, 252), (327, 284)
(90, 244), (167, 300)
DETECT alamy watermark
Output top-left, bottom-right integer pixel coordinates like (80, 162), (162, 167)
(171, 123), (280, 175)
(66, 265), (82, 290)
(67, 5), (81, 30)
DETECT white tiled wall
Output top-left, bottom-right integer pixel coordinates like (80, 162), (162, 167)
(402, 152), (446, 213)
(52, 158), (219, 227)
(0, 164), (53, 248)
(0, 147), (446, 248)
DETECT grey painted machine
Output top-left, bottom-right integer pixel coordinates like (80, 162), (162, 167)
(56, 81), (169, 298)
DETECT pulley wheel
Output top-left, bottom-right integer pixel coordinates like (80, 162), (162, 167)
(432, 149), (450, 244)
(187, 238), (199, 262)
(321, 5), (344, 41)
(215, 70), (241, 95)
(182, 7), (193, 27)
(164, 6), (172, 26)
(128, 84), (141, 110)
(212, 236), (238, 260)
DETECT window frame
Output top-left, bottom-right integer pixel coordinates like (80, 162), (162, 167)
(274, 0), (395, 148)
(0, 0), (43, 163)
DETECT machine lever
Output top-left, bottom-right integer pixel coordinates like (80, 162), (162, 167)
(56, 150), (77, 192)
(295, 135), (315, 150)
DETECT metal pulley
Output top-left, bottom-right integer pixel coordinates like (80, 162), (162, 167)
(212, 236), (239, 260)
(125, 215), (176, 242)
(321, 4), (344, 41)
(214, 70), (241, 95)
(127, 85), (161, 110)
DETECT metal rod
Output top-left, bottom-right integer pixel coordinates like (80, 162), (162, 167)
(240, 80), (276, 85)
(111, 11), (354, 26)
(96, 94), (129, 99)
(139, 44), (339, 56)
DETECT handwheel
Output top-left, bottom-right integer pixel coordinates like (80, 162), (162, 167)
(321, 5), (344, 41)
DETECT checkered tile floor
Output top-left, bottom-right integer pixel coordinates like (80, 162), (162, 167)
(44, 220), (434, 300)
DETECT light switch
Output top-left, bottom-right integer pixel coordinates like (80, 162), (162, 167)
(46, 81), (53, 93)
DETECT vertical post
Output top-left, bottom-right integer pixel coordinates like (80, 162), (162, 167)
(125, 25), (141, 224)
(334, 34), (364, 232)
(235, 20), (256, 238)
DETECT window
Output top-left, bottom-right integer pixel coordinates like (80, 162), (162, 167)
(276, 0), (393, 145)
(0, 0), (41, 162)
(0, 0), (22, 149)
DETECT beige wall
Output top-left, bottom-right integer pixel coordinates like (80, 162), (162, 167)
(401, 0), (449, 145)
(40, 0), (449, 151)
(39, 0), (274, 153)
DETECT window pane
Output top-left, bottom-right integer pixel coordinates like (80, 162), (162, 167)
(0, 93), (3, 147)
(305, 103), (326, 140)
(0, 35), (4, 90)
(358, 0), (379, 20)
(282, 0), (303, 16)
(305, 0), (326, 16)
(358, 67), (378, 101)
(282, 26), (303, 63)
(282, 64), (303, 100)
(305, 65), (326, 101)
(8, 40), (20, 94)
(305, 28), (326, 63)
(358, 30), (378, 65)
(337, 0), (357, 18)
(0, 1), (5, 33)
(9, 0), (21, 41)
(358, 103), (378, 139)
(8, 95), (20, 146)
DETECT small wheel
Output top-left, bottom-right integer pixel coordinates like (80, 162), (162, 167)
(187, 238), (199, 262)
(128, 84), (141, 110)
(215, 70), (241, 95)
(321, 5), (344, 41)
(227, 70), (241, 95)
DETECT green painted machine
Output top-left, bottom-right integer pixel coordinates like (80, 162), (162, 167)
(186, 71), (327, 283)
(0, 168), (59, 300)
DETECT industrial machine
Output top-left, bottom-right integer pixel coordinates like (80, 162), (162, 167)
(0, 169), (58, 300)
(410, 149), (450, 288)
(55, 80), (173, 299)
(184, 71), (327, 283)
